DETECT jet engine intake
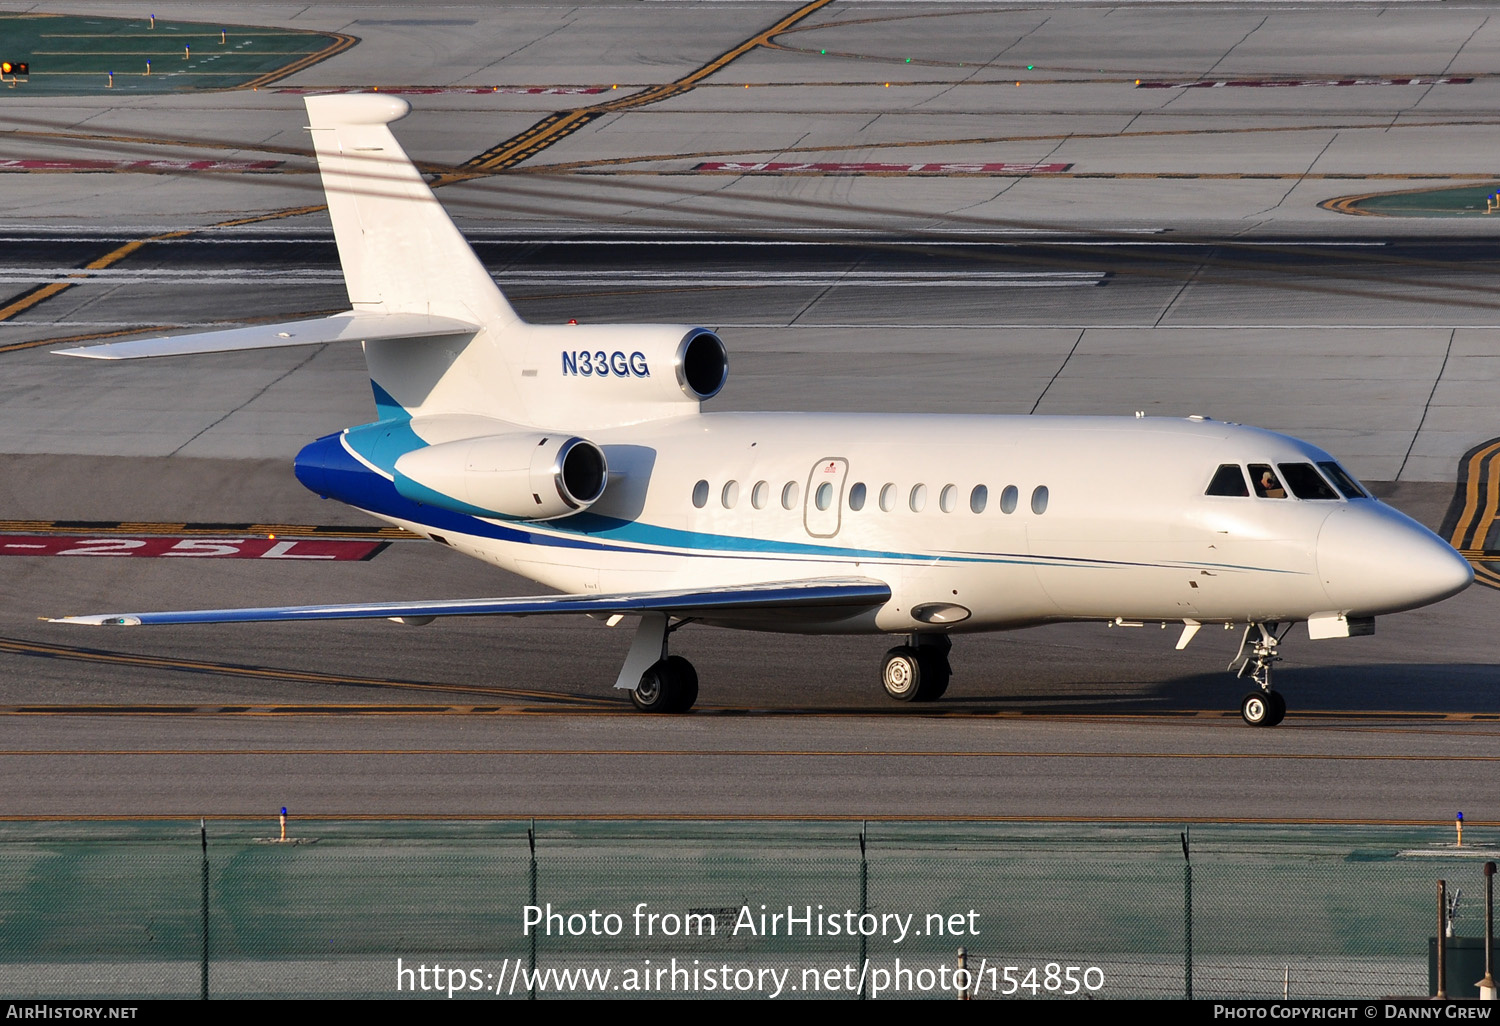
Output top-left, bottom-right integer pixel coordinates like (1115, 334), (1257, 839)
(676, 329), (728, 400)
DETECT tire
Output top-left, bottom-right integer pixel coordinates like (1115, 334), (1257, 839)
(882, 646), (923, 701)
(631, 656), (698, 713)
(663, 655), (698, 713)
(913, 651), (951, 702)
(1265, 690), (1286, 727)
(1240, 690), (1272, 727)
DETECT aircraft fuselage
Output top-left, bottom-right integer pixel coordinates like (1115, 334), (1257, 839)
(297, 410), (1471, 636)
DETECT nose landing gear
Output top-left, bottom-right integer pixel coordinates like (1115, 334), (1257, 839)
(1232, 623), (1289, 727)
(1239, 688), (1286, 727)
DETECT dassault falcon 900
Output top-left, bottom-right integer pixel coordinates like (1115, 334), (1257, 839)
(51, 94), (1473, 725)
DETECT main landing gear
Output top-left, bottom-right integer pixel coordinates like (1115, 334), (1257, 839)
(631, 653), (699, 713)
(881, 634), (951, 703)
(618, 613), (699, 713)
(1232, 622), (1290, 727)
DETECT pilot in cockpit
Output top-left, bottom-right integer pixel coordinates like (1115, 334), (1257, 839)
(1254, 467), (1287, 499)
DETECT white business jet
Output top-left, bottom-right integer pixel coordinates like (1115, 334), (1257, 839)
(51, 95), (1473, 725)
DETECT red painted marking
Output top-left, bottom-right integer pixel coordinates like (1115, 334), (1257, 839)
(1136, 77), (1472, 89)
(0, 536), (385, 560)
(275, 86), (605, 95)
(694, 161), (1072, 174)
(0, 159), (281, 172)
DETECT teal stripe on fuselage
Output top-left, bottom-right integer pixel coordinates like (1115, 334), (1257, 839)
(342, 418), (948, 565)
(346, 418), (422, 477)
(339, 419), (1292, 575)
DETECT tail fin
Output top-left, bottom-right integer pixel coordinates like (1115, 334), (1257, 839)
(306, 94), (526, 422)
(305, 94), (517, 326)
(59, 96), (716, 433)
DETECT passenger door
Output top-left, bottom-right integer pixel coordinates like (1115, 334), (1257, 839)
(804, 458), (848, 538)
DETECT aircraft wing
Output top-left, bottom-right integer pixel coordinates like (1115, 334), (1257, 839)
(50, 577), (892, 626)
(51, 312), (477, 360)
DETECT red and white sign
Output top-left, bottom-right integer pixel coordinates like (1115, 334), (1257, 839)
(0, 536), (386, 560)
(1136, 77), (1471, 89)
(694, 161), (1072, 174)
(276, 86), (605, 95)
(0, 159), (281, 172)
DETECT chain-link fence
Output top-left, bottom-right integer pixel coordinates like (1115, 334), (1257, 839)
(0, 820), (1492, 999)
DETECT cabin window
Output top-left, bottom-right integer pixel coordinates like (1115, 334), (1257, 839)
(879, 483), (897, 512)
(1205, 464), (1249, 497)
(1031, 485), (1049, 515)
(751, 480), (769, 509)
(692, 480), (709, 508)
(1248, 464), (1287, 499)
(781, 481), (799, 510)
(939, 484), (958, 513)
(849, 482), (867, 511)
(815, 482), (834, 511)
(1278, 463), (1339, 500)
(721, 480), (740, 508)
(909, 484), (928, 512)
(1318, 461), (1368, 499)
(1000, 485), (1019, 514)
(970, 484), (988, 513)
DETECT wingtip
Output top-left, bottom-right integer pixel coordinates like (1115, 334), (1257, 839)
(50, 614), (142, 626)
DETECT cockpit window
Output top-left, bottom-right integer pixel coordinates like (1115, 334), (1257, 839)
(1278, 463), (1339, 500)
(1317, 461), (1368, 499)
(1248, 464), (1287, 499)
(1205, 464), (1249, 497)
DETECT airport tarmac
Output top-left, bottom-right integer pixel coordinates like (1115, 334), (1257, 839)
(0, 2), (1497, 824)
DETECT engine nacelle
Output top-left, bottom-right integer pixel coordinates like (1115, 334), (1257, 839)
(393, 432), (607, 521)
(516, 324), (728, 427)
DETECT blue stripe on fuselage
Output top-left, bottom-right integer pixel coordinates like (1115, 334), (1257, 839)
(295, 421), (1290, 574)
(296, 429), (544, 547)
(293, 427), (922, 561)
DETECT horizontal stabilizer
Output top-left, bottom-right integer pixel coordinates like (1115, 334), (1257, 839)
(50, 577), (892, 626)
(52, 312), (477, 360)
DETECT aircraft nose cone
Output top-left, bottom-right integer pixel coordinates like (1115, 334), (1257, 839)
(1317, 505), (1473, 614)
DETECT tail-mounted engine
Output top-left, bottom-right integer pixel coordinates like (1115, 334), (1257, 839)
(393, 432), (607, 521)
(515, 324), (728, 428)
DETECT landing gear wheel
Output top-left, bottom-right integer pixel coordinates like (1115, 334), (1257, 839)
(882, 647), (923, 702)
(631, 655), (698, 713)
(1265, 690), (1286, 727)
(882, 647), (950, 702)
(1241, 690), (1273, 727)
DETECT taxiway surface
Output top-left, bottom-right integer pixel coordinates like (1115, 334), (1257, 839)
(0, 1), (1496, 823)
